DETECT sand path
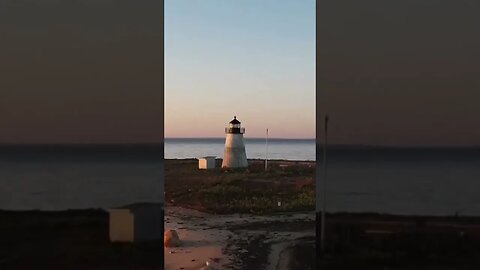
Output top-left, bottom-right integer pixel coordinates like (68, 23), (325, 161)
(164, 206), (314, 270)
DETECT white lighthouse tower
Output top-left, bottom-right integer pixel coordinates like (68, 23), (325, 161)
(222, 116), (248, 168)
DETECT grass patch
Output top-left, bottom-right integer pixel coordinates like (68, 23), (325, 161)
(194, 181), (314, 214)
(165, 159), (315, 214)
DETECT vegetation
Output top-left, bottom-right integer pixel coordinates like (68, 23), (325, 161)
(165, 159), (315, 214)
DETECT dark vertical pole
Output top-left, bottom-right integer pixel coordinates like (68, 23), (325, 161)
(265, 128), (268, 171)
(321, 114), (328, 251)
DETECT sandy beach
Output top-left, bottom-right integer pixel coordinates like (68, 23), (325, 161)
(164, 206), (315, 270)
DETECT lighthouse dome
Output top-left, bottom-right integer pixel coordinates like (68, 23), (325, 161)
(229, 116), (241, 124)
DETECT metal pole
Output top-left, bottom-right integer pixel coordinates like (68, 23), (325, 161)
(265, 128), (268, 171)
(321, 114), (329, 252)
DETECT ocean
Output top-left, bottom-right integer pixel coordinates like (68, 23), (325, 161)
(319, 147), (480, 216)
(0, 145), (163, 211)
(164, 138), (315, 161)
(1, 144), (480, 216)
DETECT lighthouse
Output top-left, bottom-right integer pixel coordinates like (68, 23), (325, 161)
(222, 116), (248, 168)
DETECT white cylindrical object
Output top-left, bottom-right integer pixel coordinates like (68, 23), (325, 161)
(222, 133), (248, 168)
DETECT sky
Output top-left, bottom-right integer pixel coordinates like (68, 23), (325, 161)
(318, 0), (480, 146)
(0, 0), (162, 144)
(3, 1), (479, 145)
(164, 0), (316, 139)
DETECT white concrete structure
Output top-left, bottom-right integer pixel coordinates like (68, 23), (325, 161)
(198, 156), (216, 169)
(108, 203), (162, 243)
(222, 116), (248, 168)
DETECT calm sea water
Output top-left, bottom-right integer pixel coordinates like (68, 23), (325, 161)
(0, 145), (163, 211)
(319, 147), (480, 216)
(165, 138), (315, 161)
(1, 144), (480, 216)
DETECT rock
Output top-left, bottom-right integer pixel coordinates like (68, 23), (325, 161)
(164, 229), (181, 247)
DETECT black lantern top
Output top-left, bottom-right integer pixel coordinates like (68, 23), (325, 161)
(225, 116), (245, 134)
(229, 116), (241, 125)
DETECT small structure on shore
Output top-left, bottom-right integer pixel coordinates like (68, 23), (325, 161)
(222, 116), (248, 168)
(108, 203), (162, 243)
(198, 156), (216, 169)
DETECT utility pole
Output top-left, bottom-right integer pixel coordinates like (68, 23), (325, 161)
(321, 114), (329, 252)
(265, 128), (269, 171)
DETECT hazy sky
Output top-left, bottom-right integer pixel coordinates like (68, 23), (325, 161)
(165, 0), (316, 139)
(318, 0), (480, 146)
(3, 1), (479, 145)
(0, 1), (162, 144)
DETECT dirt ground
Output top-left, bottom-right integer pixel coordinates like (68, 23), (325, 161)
(0, 209), (163, 270)
(316, 212), (480, 269)
(164, 206), (315, 270)
(3, 208), (480, 269)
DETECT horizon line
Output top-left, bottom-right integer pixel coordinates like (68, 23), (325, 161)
(1, 142), (480, 149)
(165, 136), (316, 140)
